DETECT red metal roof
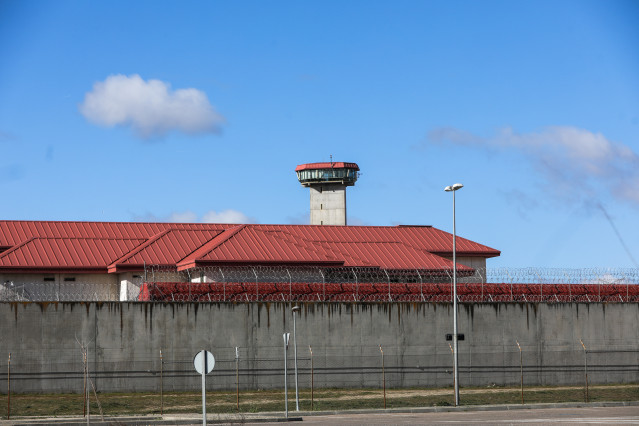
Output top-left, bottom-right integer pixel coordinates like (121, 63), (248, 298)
(0, 237), (146, 272)
(108, 228), (225, 272)
(0, 220), (499, 273)
(177, 226), (345, 269)
(295, 162), (360, 172)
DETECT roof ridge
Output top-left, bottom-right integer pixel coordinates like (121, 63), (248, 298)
(0, 237), (36, 260)
(108, 230), (171, 271)
(177, 225), (246, 269)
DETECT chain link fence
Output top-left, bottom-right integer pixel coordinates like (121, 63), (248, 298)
(2, 266), (639, 302)
(1, 342), (638, 417)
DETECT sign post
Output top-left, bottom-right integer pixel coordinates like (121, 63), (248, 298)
(193, 350), (215, 426)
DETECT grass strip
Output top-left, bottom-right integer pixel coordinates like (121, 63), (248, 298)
(0, 384), (637, 418)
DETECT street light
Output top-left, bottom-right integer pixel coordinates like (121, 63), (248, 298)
(292, 305), (301, 411)
(444, 182), (463, 406)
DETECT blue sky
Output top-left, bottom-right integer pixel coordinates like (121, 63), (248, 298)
(1, 0), (638, 268)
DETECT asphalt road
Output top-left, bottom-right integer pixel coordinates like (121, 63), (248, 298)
(251, 406), (639, 425)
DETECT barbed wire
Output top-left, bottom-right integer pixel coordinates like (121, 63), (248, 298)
(1, 266), (638, 302)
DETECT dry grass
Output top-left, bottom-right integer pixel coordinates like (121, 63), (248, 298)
(1, 384), (637, 418)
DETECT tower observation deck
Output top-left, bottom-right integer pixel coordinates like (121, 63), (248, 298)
(295, 162), (360, 226)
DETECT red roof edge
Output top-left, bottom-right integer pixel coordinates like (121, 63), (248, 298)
(0, 267), (108, 274)
(295, 162), (359, 172)
(431, 250), (501, 259)
(109, 264), (175, 273)
(177, 259), (346, 271)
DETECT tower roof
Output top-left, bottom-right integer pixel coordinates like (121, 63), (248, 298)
(295, 162), (359, 172)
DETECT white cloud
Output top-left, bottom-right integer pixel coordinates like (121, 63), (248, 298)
(429, 125), (639, 206)
(133, 209), (256, 224)
(167, 211), (199, 223)
(79, 74), (224, 139)
(169, 209), (256, 224)
(201, 209), (256, 224)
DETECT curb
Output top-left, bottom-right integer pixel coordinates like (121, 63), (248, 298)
(1, 401), (637, 425)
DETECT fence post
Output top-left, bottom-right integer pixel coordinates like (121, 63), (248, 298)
(352, 268), (358, 301)
(160, 350), (163, 415)
(235, 347), (240, 412)
(219, 268), (226, 301)
(7, 353), (10, 420)
(379, 345), (386, 409)
(580, 340), (588, 402)
(516, 341), (523, 404)
(309, 346), (314, 411)
(252, 268), (259, 301)
(384, 270), (391, 302)
(83, 349), (87, 417)
(319, 269), (325, 301)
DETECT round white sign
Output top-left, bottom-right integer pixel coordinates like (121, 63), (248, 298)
(193, 350), (215, 374)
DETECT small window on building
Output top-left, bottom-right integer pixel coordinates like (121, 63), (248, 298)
(132, 275), (142, 279)
(44, 277), (55, 282)
(320, 203), (323, 210)
(64, 277), (76, 282)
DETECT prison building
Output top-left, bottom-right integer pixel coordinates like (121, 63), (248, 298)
(0, 220), (500, 301)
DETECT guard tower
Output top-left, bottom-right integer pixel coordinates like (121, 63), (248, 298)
(295, 161), (360, 226)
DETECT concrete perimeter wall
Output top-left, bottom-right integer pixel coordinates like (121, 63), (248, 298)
(0, 302), (637, 393)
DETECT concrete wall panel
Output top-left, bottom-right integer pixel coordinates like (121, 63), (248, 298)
(0, 302), (637, 393)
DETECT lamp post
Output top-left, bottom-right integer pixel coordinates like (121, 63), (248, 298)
(292, 305), (300, 411)
(444, 182), (463, 406)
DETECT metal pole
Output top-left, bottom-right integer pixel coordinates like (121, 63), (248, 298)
(452, 188), (460, 406)
(284, 333), (289, 418)
(516, 341), (523, 404)
(292, 306), (300, 411)
(580, 340), (588, 403)
(448, 342), (455, 403)
(379, 345), (386, 409)
(201, 350), (207, 426)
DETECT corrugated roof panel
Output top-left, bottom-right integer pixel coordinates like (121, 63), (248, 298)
(0, 237), (146, 270)
(0, 221), (498, 272)
(109, 229), (225, 271)
(0, 220), (237, 247)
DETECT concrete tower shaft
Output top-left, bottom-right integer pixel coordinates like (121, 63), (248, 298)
(295, 162), (359, 226)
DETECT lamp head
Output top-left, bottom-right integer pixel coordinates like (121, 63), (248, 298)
(292, 305), (301, 313)
(444, 183), (464, 192)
